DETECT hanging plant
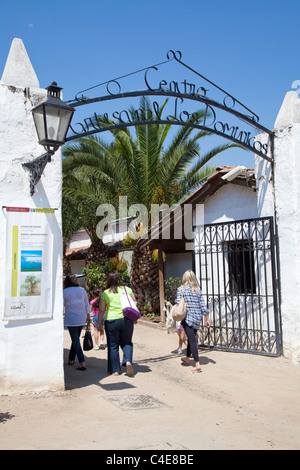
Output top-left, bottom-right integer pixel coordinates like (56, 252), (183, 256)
(122, 225), (149, 248)
(151, 249), (166, 264)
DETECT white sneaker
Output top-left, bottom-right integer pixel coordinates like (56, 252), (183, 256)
(94, 345), (100, 350)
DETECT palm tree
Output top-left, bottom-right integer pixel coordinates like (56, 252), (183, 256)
(62, 97), (243, 305)
(63, 97), (240, 211)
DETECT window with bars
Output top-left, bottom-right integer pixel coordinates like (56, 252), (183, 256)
(226, 239), (256, 294)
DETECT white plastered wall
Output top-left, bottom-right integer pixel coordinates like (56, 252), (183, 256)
(0, 39), (64, 393)
(256, 91), (300, 363)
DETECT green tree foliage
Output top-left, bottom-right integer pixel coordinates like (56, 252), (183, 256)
(62, 97), (242, 243)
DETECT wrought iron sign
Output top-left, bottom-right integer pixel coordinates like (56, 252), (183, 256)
(65, 50), (274, 161)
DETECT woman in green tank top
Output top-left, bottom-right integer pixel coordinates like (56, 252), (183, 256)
(98, 272), (137, 376)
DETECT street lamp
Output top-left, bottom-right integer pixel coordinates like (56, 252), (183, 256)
(32, 82), (75, 153)
(23, 82), (75, 195)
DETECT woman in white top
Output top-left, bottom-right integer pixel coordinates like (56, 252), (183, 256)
(63, 274), (91, 370)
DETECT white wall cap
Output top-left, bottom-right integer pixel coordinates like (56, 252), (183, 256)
(0, 38), (39, 88)
(274, 91), (300, 129)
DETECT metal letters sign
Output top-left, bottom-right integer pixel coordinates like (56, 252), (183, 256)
(65, 50), (274, 161)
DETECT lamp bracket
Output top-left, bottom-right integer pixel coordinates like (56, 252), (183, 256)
(22, 151), (54, 196)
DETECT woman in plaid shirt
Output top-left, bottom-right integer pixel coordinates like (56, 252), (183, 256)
(175, 270), (210, 372)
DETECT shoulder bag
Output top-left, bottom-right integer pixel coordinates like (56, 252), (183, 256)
(120, 286), (141, 322)
(172, 287), (187, 322)
(83, 322), (94, 351)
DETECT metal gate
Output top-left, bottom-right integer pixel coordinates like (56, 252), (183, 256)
(194, 217), (282, 356)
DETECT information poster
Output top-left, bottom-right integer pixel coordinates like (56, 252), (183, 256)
(4, 207), (55, 320)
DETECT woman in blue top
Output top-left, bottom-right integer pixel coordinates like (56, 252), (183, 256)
(175, 270), (210, 373)
(63, 273), (91, 371)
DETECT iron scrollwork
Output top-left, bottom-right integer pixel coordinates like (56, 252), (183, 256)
(64, 50), (274, 162)
(22, 152), (53, 196)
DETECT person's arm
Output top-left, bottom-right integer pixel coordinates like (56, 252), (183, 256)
(199, 292), (210, 328)
(83, 290), (91, 324)
(175, 287), (182, 305)
(97, 299), (106, 331)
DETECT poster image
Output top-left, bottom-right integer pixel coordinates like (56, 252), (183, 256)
(4, 207), (55, 321)
(20, 272), (42, 296)
(21, 250), (43, 272)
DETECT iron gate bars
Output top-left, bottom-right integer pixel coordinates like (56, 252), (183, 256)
(194, 217), (282, 356)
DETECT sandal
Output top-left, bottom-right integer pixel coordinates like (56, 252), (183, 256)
(181, 358), (190, 366)
(68, 360), (75, 365)
(76, 366), (87, 371)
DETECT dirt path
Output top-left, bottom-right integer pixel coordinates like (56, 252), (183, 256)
(0, 321), (299, 450)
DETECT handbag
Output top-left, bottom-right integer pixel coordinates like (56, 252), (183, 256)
(120, 286), (141, 322)
(83, 323), (93, 351)
(172, 287), (187, 322)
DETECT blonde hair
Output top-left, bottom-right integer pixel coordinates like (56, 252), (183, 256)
(182, 270), (199, 293)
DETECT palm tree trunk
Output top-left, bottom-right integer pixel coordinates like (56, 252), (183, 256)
(130, 246), (160, 316)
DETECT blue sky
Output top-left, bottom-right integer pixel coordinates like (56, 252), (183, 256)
(0, 0), (299, 168)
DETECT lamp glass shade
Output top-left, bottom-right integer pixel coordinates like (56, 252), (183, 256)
(43, 104), (73, 143)
(32, 104), (47, 143)
(32, 93), (74, 150)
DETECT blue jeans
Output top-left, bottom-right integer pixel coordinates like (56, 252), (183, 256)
(105, 318), (134, 374)
(68, 326), (85, 364)
(181, 319), (199, 363)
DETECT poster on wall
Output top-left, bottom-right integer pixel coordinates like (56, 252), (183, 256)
(4, 207), (55, 321)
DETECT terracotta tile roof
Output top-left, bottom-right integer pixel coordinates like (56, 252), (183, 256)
(65, 241), (124, 258)
(65, 245), (90, 257)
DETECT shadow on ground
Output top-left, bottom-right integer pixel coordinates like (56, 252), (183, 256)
(63, 348), (152, 392)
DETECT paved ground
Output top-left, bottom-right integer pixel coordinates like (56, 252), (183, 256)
(0, 320), (299, 450)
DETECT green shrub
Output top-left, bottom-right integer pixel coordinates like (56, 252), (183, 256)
(82, 256), (130, 296)
(164, 276), (182, 304)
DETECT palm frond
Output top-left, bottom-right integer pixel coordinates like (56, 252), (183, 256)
(62, 100), (241, 242)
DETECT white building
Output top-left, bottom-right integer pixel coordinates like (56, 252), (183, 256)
(0, 37), (299, 396)
(139, 166), (279, 354)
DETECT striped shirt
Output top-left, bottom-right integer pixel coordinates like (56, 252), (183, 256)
(175, 285), (209, 330)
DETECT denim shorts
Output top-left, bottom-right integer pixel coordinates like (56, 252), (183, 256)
(92, 314), (104, 329)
